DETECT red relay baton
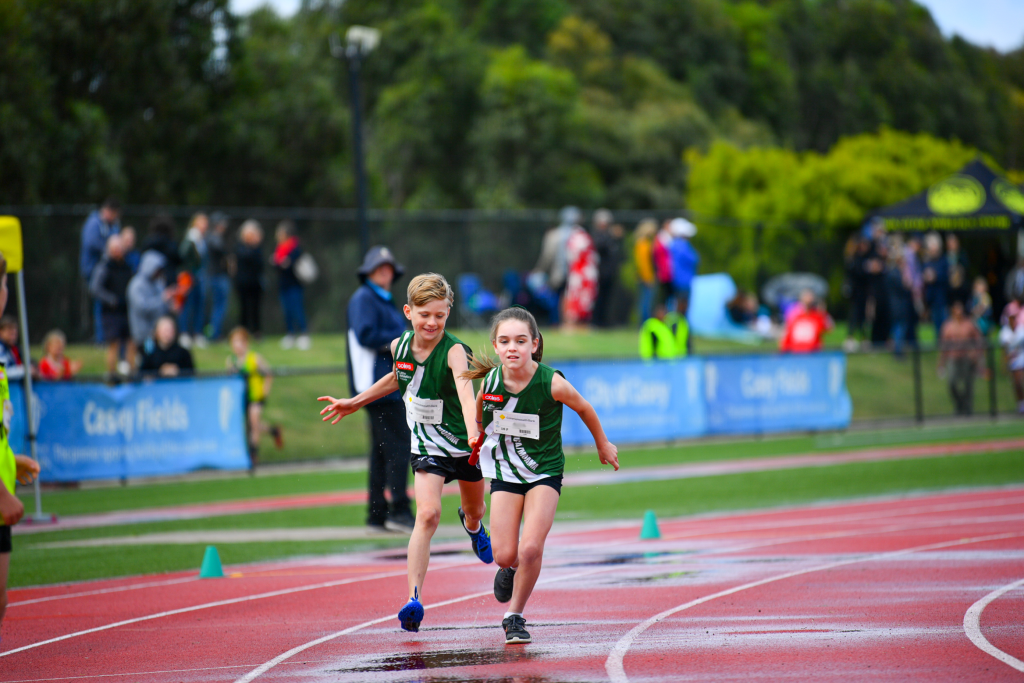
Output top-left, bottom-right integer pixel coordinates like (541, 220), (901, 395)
(469, 437), (482, 466)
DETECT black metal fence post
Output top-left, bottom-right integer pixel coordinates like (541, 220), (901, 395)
(987, 343), (998, 419)
(912, 345), (924, 423)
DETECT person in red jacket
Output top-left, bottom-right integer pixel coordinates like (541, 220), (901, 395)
(779, 291), (833, 353)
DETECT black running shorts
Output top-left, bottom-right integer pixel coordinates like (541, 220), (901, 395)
(490, 475), (563, 496)
(411, 454), (483, 484)
(0, 525), (11, 554)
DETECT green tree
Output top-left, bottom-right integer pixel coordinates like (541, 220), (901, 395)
(686, 129), (979, 296)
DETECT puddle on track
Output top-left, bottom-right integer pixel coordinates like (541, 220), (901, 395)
(334, 647), (541, 672)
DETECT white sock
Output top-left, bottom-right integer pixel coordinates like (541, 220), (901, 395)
(503, 611), (522, 620)
(465, 519), (481, 534)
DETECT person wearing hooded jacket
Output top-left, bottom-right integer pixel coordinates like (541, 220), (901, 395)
(128, 251), (175, 348)
(345, 246), (413, 534)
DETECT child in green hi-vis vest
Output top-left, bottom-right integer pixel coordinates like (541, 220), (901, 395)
(0, 251), (41, 640)
(319, 273), (492, 634)
(462, 307), (619, 644)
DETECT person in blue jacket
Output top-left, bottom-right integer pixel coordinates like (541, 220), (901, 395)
(79, 197), (121, 343)
(346, 246), (414, 534)
(669, 218), (700, 314)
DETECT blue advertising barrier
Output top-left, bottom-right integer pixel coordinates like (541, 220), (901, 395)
(703, 353), (852, 435)
(558, 359), (706, 447)
(9, 377), (249, 482)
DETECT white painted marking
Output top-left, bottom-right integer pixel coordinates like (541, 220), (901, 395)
(0, 570), (408, 659)
(8, 576), (197, 608)
(2, 663), (266, 682)
(659, 494), (1024, 543)
(605, 532), (1023, 683)
(963, 576), (1024, 672)
(233, 566), (615, 683)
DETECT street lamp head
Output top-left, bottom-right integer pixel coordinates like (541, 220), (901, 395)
(346, 25), (380, 57)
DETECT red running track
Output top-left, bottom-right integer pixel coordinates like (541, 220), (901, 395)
(2, 488), (1024, 682)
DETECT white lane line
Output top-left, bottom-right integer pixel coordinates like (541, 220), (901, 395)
(605, 531), (1024, 683)
(2, 663), (274, 682)
(659, 494), (1024, 542)
(964, 576), (1024, 672)
(0, 570), (408, 658)
(8, 577), (198, 608)
(233, 566), (615, 683)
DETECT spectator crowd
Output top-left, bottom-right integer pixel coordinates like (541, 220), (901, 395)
(72, 198), (317, 381)
(526, 207), (700, 331)
(844, 218), (1024, 415)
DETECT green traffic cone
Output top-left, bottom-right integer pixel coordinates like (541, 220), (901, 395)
(640, 510), (661, 540)
(199, 545), (224, 578)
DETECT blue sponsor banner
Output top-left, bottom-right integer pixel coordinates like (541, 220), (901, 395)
(703, 353), (852, 434)
(557, 358), (706, 447)
(9, 377), (249, 482)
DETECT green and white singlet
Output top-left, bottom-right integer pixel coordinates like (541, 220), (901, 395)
(393, 330), (472, 458)
(478, 363), (564, 483)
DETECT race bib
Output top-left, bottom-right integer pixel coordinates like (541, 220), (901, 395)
(492, 410), (540, 440)
(407, 395), (443, 424)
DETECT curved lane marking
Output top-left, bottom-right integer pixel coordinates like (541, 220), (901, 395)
(606, 531), (1024, 683)
(964, 576), (1024, 672)
(233, 566), (616, 683)
(0, 570), (408, 659)
(8, 576), (198, 608)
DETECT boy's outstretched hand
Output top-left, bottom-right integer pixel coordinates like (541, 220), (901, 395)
(598, 440), (619, 471)
(0, 488), (24, 526)
(15, 455), (40, 485)
(318, 396), (359, 424)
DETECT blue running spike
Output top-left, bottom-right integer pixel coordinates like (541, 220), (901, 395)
(398, 587), (423, 632)
(459, 506), (494, 564)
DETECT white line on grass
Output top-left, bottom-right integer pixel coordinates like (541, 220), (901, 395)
(232, 566), (617, 683)
(605, 532), (1024, 683)
(963, 576), (1024, 672)
(0, 570), (408, 658)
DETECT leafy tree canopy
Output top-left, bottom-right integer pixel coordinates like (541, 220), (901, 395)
(1, 0), (1022, 210)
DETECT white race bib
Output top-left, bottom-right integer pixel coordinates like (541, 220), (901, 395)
(492, 410), (540, 440)
(407, 395), (443, 424)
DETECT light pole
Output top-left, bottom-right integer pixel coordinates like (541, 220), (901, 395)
(331, 26), (380, 258)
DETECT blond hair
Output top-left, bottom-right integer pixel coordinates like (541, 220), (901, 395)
(43, 329), (66, 356)
(461, 307), (544, 381)
(228, 326), (250, 343)
(407, 272), (454, 308)
(635, 218), (658, 240)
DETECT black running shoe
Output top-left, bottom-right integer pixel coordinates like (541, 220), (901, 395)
(494, 566), (515, 603)
(502, 614), (531, 644)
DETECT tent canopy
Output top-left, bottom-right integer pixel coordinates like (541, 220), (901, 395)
(874, 159), (1024, 233)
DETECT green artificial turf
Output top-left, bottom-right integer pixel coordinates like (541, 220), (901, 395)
(19, 419), (1024, 518)
(12, 446), (1024, 587)
(50, 328), (1023, 463)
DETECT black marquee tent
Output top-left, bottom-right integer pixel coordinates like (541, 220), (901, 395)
(874, 159), (1024, 233)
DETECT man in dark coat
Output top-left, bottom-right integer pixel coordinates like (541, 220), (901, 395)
(346, 246), (413, 534)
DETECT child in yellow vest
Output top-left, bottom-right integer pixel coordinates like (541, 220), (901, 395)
(0, 252), (41, 641)
(227, 327), (282, 470)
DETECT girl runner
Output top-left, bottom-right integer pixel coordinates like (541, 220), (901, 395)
(464, 307), (618, 644)
(227, 327), (283, 470)
(319, 273), (492, 632)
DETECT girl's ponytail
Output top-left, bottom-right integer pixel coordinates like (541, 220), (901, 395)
(460, 354), (498, 381)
